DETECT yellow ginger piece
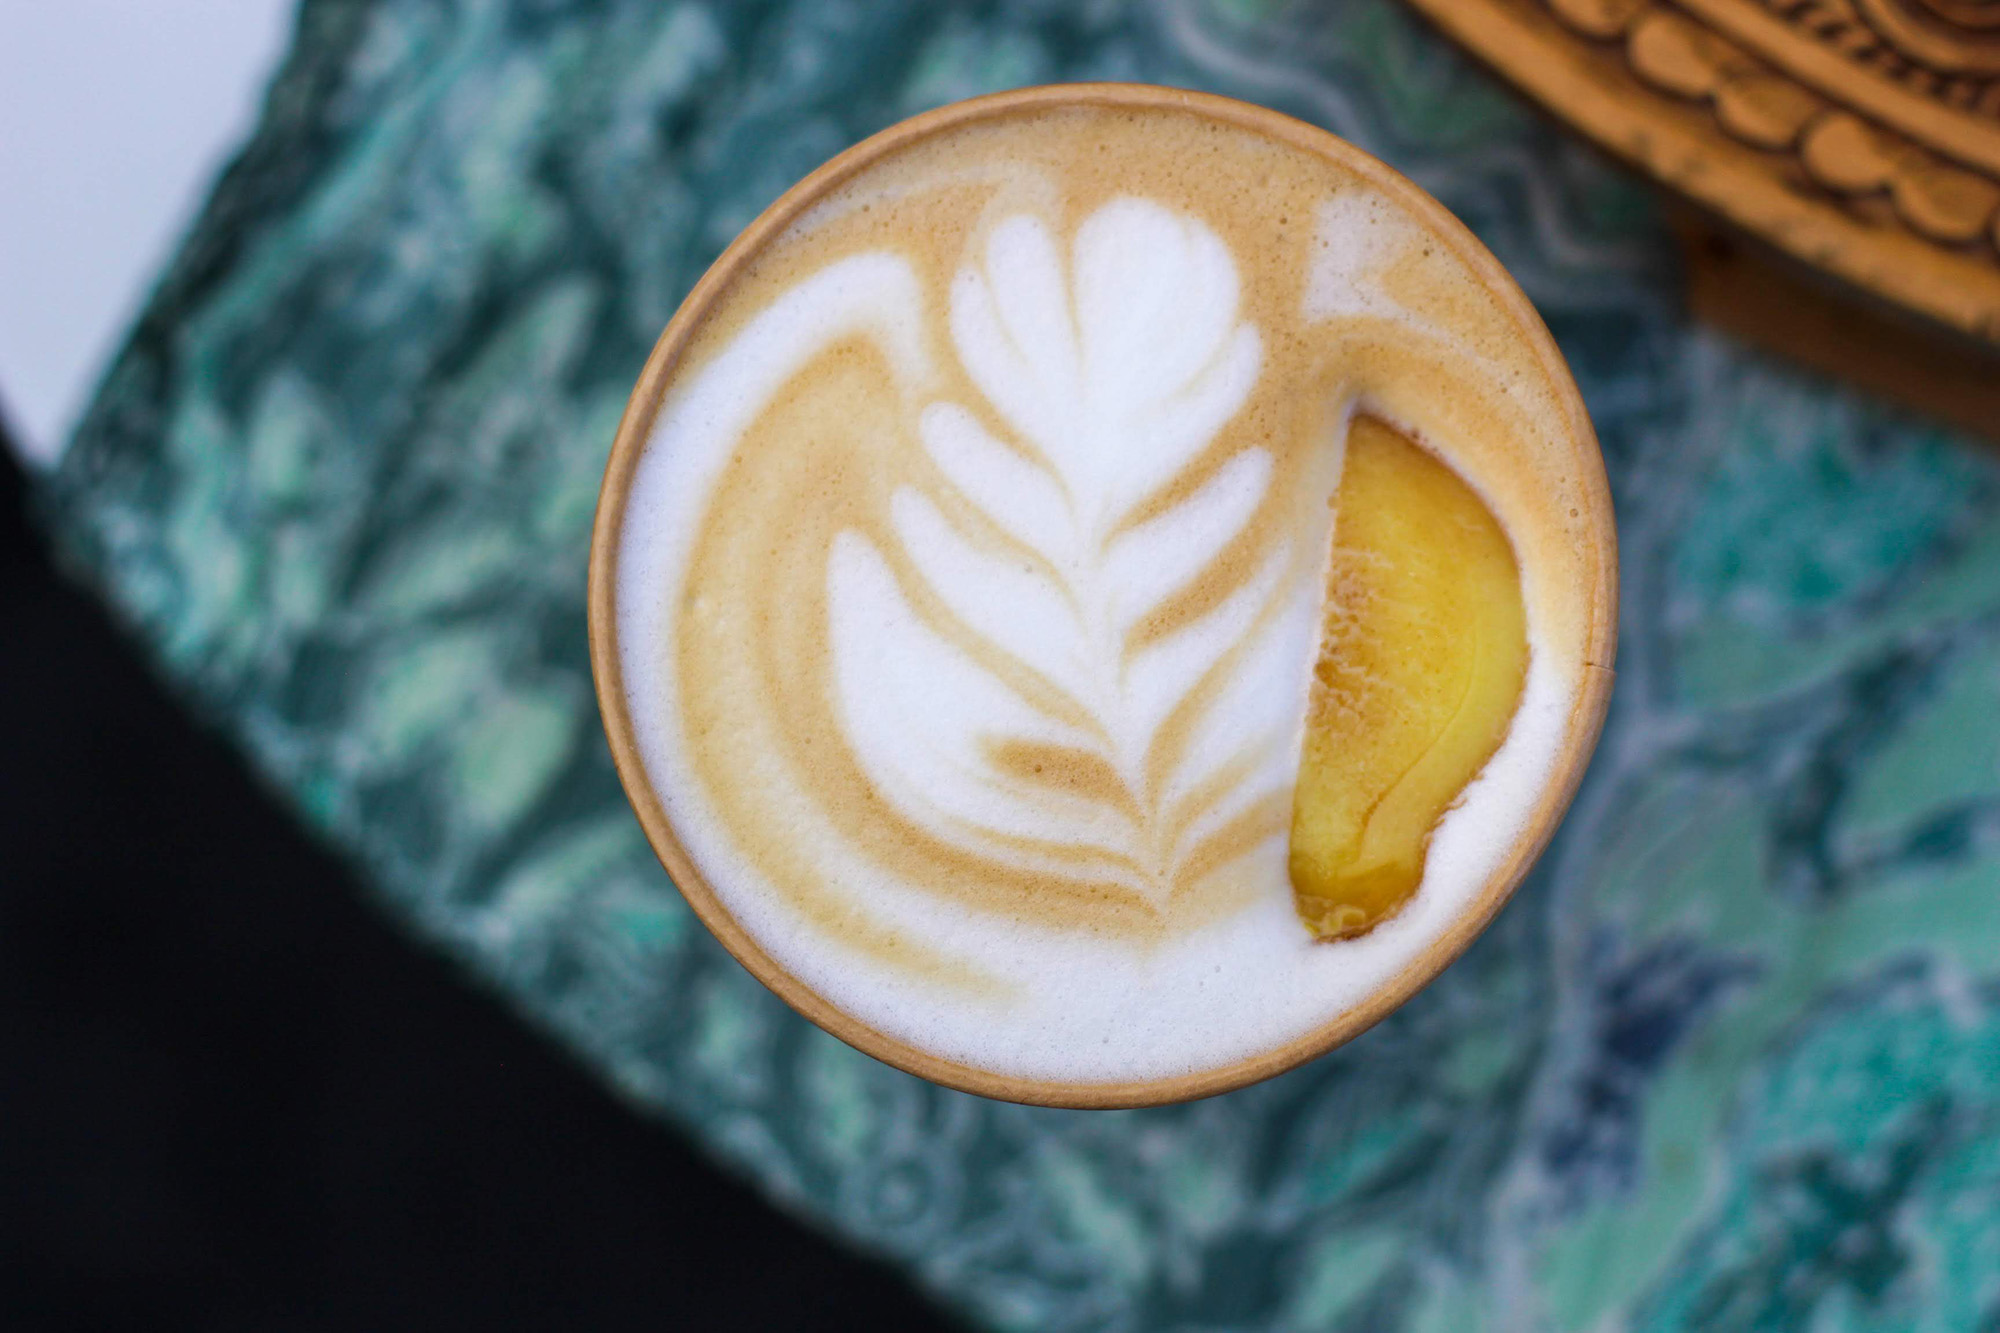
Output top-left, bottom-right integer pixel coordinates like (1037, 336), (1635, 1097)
(1289, 415), (1529, 940)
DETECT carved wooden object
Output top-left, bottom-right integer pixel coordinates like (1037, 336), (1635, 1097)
(1404, 0), (2000, 365)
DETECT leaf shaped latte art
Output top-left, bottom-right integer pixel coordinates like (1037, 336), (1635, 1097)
(827, 200), (1302, 911)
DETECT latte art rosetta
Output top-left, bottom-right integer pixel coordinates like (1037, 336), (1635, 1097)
(832, 199), (1300, 921)
(610, 104), (1608, 1083)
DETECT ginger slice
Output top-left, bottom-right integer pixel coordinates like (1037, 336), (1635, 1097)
(1289, 415), (1529, 940)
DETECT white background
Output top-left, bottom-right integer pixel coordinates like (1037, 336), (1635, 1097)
(0, 0), (294, 466)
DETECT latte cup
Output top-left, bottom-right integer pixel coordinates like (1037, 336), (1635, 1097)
(589, 84), (1616, 1108)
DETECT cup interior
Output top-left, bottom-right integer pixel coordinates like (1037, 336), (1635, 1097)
(587, 83), (1618, 1108)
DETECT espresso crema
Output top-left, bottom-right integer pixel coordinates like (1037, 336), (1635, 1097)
(610, 100), (1606, 1083)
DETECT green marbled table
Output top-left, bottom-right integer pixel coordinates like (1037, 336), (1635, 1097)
(40, 0), (2000, 1327)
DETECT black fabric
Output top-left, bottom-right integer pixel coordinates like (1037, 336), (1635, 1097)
(0, 440), (955, 1331)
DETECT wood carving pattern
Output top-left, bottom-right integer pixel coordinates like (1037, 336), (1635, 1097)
(1800, 0), (2000, 88)
(1406, 0), (2000, 341)
(1545, 0), (2000, 256)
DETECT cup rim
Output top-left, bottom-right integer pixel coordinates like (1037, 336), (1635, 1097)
(587, 81), (1619, 1109)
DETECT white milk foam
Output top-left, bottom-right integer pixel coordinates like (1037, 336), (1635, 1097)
(831, 201), (1292, 892)
(615, 121), (1585, 1085)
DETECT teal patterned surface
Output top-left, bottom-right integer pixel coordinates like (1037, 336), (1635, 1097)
(41, 0), (2000, 1327)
